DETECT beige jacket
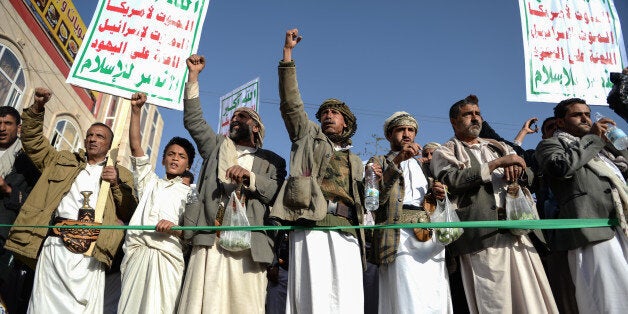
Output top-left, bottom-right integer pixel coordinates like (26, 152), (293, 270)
(4, 107), (137, 268)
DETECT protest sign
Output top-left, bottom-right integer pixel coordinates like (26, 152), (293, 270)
(519, 0), (627, 105)
(218, 78), (260, 136)
(67, 0), (210, 110)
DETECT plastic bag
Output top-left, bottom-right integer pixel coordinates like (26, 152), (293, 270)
(363, 210), (375, 226)
(505, 182), (537, 236)
(218, 191), (251, 251)
(430, 192), (464, 245)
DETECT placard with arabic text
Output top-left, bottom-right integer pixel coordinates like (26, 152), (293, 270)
(519, 0), (627, 105)
(67, 0), (210, 110)
(218, 78), (260, 136)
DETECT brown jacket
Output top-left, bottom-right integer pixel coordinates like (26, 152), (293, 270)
(4, 107), (137, 268)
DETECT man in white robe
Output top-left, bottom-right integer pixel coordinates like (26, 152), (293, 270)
(369, 112), (452, 314)
(270, 29), (367, 314)
(118, 92), (195, 314)
(431, 94), (558, 313)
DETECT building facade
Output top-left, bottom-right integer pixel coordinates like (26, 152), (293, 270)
(0, 0), (163, 170)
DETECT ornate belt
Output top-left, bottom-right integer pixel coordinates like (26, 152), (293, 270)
(51, 217), (101, 254)
(401, 204), (433, 242)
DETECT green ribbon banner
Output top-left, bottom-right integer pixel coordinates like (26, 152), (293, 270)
(0, 218), (618, 232)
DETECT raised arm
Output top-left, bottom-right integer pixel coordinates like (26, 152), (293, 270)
(129, 92), (147, 157)
(278, 29), (313, 142)
(20, 87), (60, 171)
(183, 54), (219, 159)
(513, 117), (538, 146)
(283, 28), (302, 63)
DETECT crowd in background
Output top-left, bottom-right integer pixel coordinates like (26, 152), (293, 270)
(0, 29), (627, 314)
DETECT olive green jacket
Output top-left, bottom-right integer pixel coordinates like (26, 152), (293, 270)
(271, 62), (367, 268)
(271, 61), (366, 227)
(368, 153), (433, 265)
(4, 107), (137, 268)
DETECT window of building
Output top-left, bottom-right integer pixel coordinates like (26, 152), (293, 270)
(103, 96), (119, 128)
(145, 142), (152, 158)
(0, 45), (26, 108)
(146, 111), (158, 157)
(50, 119), (82, 152)
(140, 105), (149, 136)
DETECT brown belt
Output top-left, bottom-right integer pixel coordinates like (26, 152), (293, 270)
(327, 201), (357, 222)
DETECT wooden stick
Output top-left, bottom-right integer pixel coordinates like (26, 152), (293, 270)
(85, 99), (131, 256)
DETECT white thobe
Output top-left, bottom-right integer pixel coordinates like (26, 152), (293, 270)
(568, 230), (628, 314)
(567, 158), (628, 314)
(178, 146), (267, 314)
(287, 230), (364, 314)
(118, 155), (189, 314)
(28, 163), (105, 314)
(379, 157), (452, 314)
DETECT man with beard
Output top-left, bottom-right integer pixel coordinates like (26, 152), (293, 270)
(368, 112), (452, 313)
(178, 54), (286, 314)
(270, 29), (367, 314)
(536, 98), (628, 313)
(430, 95), (558, 313)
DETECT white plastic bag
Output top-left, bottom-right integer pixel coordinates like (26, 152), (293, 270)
(505, 182), (537, 236)
(218, 191), (251, 251)
(363, 210), (375, 226)
(430, 192), (464, 245)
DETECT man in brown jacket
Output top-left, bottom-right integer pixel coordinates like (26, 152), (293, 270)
(5, 87), (137, 313)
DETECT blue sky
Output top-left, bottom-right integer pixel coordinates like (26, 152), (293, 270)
(75, 0), (628, 177)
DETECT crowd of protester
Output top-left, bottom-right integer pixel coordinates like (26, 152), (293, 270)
(0, 29), (627, 314)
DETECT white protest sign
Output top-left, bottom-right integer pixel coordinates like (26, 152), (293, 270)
(218, 78), (260, 136)
(519, 0), (627, 105)
(67, 0), (210, 110)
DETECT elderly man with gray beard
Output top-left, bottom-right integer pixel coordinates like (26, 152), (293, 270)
(431, 95), (557, 313)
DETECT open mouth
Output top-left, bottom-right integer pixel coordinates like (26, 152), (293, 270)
(230, 122), (242, 131)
